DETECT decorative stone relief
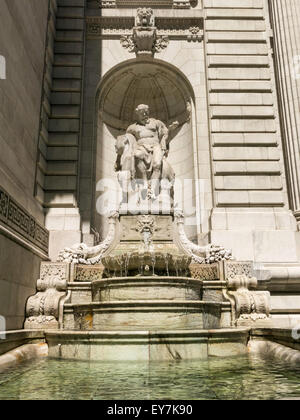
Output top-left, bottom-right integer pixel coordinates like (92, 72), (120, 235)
(120, 215), (173, 242)
(86, 16), (203, 42)
(224, 261), (253, 280)
(74, 265), (105, 282)
(25, 263), (69, 329)
(187, 27), (203, 42)
(173, 0), (191, 8)
(93, 0), (192, 8)
(136, 215), (156, 252)
(0, 186), (49, 253)
(174, 209), (233, 264)
(97, 0), (116, 7)
(120, 8), (169, 56)
(225, 274), (271, 325)
(57, 211), (119, 265)
(189, 263), (219, 280)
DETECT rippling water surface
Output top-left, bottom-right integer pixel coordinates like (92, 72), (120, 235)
(1, 354), (300, 400)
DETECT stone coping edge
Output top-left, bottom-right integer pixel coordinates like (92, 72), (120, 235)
(45, 327), (251, 339)
(0, 343), (48, 373)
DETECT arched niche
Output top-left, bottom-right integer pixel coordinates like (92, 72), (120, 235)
(94, 59), (198, 240)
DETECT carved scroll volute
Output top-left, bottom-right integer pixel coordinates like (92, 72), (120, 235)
(25, 263), (69, 330)
(225, 273), (271, 325)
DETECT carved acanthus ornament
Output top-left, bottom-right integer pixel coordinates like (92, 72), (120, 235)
(187, 27), (203, 42)
(120, 8), (169, 56)
(224, 274), (271, 325)
(57, 211), (119, 265)
(174, 209), (233, 264)
(25, 263), (69, 329)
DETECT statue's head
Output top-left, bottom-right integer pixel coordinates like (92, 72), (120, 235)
(135, 104), (150, 125)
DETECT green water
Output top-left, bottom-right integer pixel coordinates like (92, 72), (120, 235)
(0, 354), (300, 400)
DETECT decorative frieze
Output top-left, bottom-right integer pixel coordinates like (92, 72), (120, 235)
(86, 15), (203, 42)
(223, 261), (253, 281)
(0, 186), (49, 253)
(90, 0), (192, 8)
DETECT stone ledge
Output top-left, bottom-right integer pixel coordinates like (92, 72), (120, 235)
(45, 327), (250, 360)
(0, 344), (48, 374)
(0, 330), (46, 357)
(251, 327), (300, 352)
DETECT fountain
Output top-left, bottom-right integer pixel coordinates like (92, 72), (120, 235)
(23, 104), (271, 361)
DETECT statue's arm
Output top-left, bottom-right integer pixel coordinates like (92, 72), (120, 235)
(157, 121), (169, 152)
(126, 124), (137, 137)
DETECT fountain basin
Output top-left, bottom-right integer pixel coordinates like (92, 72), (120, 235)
(101, 252), (192, 277)
(91, 276), (202, 302)
(45, 328), (251, 361)
(63, 300), (231, 331)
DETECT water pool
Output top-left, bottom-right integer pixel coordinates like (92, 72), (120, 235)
(0, 354), (300, 400)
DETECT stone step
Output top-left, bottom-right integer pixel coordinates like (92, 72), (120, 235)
(46, 328), (251, 361)
(63, 300), (229, 331)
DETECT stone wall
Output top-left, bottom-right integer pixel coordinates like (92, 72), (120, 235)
(0, 0), (50, 330)
(203, 0), (299, 263)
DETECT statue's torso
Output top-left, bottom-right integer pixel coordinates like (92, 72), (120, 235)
(128, 119), (160, 147)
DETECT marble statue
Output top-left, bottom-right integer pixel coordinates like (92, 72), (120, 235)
(115, 104), (177, 201)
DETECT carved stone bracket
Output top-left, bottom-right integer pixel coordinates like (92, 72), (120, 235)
(174, 209), (233, 264)
(120, 8), (169, 56)
(57, 211), (119, 265)
(25, 263), (70, 329)
(225, 273), (271, 326)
